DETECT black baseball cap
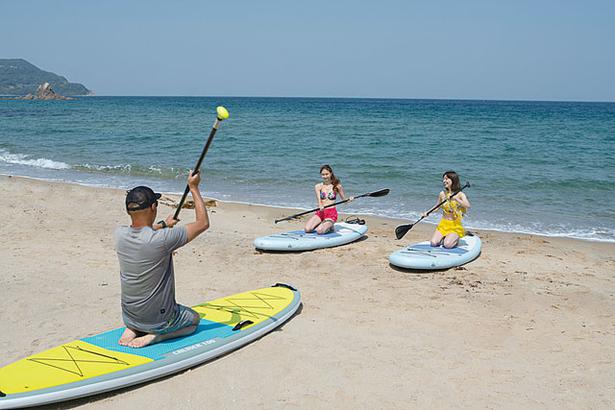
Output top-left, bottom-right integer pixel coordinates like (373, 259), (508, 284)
(126, 186), (161, 212)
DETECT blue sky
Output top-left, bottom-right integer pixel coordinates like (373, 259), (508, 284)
(1, 0), (614, 100)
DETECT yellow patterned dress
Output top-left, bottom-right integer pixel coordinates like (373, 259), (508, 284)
(436, 196), (466, 237)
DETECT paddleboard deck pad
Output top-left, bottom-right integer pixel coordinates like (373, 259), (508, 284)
(0, 284), (301, 409)
(389, 234), (481, 270)
(254, 222), (368, 251)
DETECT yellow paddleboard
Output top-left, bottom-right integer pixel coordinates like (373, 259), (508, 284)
(0, 284), (300, 409)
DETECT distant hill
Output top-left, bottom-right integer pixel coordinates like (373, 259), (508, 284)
(0, 58), (90, 96)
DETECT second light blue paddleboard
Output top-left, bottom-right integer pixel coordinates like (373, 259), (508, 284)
(389, 234), (481, 270)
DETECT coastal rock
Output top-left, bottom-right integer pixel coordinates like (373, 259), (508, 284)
(20, 82), (73, 100)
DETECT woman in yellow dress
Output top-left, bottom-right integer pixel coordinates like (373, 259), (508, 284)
(424, 171), (471, 249)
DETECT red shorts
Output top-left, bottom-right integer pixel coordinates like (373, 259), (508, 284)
(315, 207), (338, 222)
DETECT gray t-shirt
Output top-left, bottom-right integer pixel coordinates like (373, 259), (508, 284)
(114, 225), (188, 332)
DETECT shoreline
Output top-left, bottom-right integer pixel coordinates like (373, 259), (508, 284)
(2, 172), (613, 244)
(2, 175), (615, 408)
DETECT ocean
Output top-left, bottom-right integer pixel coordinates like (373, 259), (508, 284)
(1, 97), (614, 242)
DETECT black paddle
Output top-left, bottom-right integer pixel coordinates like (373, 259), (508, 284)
(395, 182), (470, 240)
(173, 106), (229, 220)
(275, 188), (390, 224)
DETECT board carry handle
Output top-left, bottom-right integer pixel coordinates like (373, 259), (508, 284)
(232, 320), (254, 331)
(272, 283), (298, 291)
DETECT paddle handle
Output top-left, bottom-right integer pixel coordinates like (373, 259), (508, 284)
(173, 117), (223, 220)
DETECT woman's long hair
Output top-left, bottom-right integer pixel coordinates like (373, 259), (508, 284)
(443, 170), (461, 193)
(320, 164), (341, 192)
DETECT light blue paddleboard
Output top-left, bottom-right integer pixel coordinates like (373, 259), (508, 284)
(254, 222), (368, 251)
(389, 235), (481, 270)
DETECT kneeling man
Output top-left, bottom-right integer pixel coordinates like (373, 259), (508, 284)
(115, 171), (209, 348)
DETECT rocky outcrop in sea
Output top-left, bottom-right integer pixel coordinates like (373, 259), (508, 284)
(19, 82), (73, 100)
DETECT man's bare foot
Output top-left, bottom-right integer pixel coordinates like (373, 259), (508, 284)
(127, 333), (158, 348)
(118, 328), (138, 346)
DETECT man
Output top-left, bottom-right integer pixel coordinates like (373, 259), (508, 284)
(115, 171), (209, 348)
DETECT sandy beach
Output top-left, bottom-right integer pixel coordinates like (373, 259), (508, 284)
(1, 175), (615, 409)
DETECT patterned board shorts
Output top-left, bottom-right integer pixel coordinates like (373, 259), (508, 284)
(152, 304), (199, 335)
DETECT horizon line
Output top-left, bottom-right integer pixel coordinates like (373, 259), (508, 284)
(80, 95), (615, 104)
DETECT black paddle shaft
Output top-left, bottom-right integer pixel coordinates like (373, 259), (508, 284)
(275, 188), (390, 223)
(173, 118), (223, 220)
(395, 182), (470, 240)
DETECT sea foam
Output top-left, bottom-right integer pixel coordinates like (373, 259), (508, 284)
(0, 149), (70, 170)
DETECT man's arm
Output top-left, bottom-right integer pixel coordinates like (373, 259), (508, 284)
(183, 170), (210, 243)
